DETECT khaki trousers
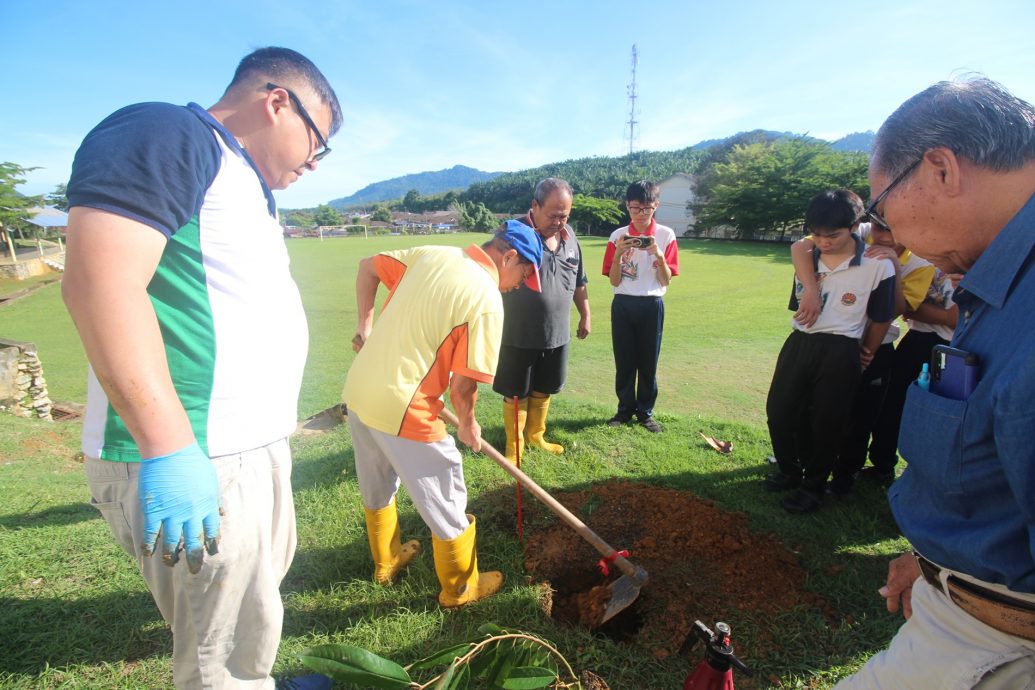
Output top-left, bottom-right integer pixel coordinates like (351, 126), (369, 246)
(86, 439), (296, 690)
(835, 577), (1035, 689)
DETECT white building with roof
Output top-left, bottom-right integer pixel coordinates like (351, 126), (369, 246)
(653, 173), (695, 236)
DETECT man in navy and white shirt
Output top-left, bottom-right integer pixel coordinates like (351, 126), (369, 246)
(64, 47), (341, 690)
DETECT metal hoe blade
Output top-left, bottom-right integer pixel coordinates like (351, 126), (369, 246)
(601, 565), (649, 623)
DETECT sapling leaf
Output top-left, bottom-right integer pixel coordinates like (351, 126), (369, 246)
(487, 645), (519, 687)
(433, 659), (458, 690)
(445, 661), (470, 690)
(500, 666), (558, 689)
(409, 643), (475, 671)
(298, 644), (410, 688)
(469, 640), (500, 678)
(478, 622), (508, 636)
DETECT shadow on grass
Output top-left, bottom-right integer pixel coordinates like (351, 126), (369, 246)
(283, 535), (371, 596)
(290, 434), (353, 493)
(0, 501), (98, 530)
(0, 591), (167, 675)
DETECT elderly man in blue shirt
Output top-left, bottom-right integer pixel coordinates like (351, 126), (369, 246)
(835, 78), (1035, 688)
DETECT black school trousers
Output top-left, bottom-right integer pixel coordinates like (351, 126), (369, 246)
(867, 329), (949, 472)
(611, 294), (664, 420)
(833, 341), (896, 482)
(766, 330), (861, 493)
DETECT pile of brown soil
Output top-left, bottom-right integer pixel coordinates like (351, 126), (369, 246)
(522, 481), (831, 667)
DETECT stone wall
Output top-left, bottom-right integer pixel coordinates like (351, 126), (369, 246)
(0, 256), (54, 280)
(0, 338), (52, 420)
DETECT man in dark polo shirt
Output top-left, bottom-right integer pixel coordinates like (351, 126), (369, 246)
(493, 178), (591, 463)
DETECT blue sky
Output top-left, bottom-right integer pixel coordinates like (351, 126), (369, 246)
(4, 0), (1034, 209)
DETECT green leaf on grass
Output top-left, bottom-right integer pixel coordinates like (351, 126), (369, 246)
(487, 645), (519, 687)
(446, 661), (470, 689)
(451, 662), (471, 690)
(478, 622), (508, 636)
(469, 640), (500, 678)
(299, 644), (411, 688)
(409, 643), (475, 671)
(527, 646), (557, 674)
(500, 666), (558, 689)
(433, 659), (457, 689)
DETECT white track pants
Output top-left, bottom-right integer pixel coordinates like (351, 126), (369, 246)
(348, 411), (469, 540)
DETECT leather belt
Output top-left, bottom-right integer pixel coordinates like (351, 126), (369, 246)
(915, 552), (1035, 642)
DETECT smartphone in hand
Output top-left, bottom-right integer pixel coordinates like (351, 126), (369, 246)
(930, 345), (979, 401)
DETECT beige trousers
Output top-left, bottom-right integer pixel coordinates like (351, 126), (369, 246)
(835, 576), (1035, 690)
(86, 439), (296, 690)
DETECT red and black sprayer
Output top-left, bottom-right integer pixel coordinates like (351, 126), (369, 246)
(681, 620), (752, 690)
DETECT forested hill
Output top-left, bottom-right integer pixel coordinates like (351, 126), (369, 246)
(329, 164), (501, 208)
(461, 147), (703, 214)
(830, 131), (875, 152)
(460, 130), (874, 214)
(318, 130), (875, 214)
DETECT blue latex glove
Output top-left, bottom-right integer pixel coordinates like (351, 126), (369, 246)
(139, 442), (221, 574)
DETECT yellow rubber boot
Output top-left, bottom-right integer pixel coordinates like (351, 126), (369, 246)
(364, 499), (422, 585)
(432, 515), (503, 607)
(525, 395), (564, 454)
(502, 397), (527, 465)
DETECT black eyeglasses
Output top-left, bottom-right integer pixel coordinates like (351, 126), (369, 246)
(863, 158), (921, 232)
(627, 204), (656, 215)
(266, 82), (331, 162)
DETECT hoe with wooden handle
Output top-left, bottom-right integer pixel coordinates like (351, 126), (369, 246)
(439, 407), (648, 623)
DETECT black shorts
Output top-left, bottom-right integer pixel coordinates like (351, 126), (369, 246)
(492, 343), (569, 399)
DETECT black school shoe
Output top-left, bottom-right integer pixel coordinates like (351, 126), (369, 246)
(639, 416), (662, 433)
(781, 488), (823, 514)
(607, 413), (632, 427)
(858, 466), (896, 486)
(826, 475), (854, 497)
(763, 472), (801, 492)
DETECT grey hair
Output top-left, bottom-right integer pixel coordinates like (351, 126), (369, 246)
(533, 178), (573, 205)
(873, 76), (1035, 178)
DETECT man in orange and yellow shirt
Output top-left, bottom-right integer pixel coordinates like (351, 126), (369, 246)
(343, 221), (542, 607)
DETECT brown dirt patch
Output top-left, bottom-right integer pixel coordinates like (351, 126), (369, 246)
(522, 481), (831, 668)
(20, 430), (68, 455)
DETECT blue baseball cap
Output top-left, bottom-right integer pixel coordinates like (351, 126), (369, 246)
(498, 219), (543, 292)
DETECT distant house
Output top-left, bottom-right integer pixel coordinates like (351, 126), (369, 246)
(654, 174), (696, 237)
(392, 211), (460, 233)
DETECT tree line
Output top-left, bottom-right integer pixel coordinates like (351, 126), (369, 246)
(284, 133), (869, 239)
(3, 133), (870, 245)
(689, 132), (869, 240)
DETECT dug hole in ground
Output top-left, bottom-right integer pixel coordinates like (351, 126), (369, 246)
(509, 481), (831, 688)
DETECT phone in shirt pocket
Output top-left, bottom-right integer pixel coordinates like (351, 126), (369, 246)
(930, 345), (979, 401)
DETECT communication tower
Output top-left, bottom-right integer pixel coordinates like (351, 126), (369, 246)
(626, 44), (639, 155)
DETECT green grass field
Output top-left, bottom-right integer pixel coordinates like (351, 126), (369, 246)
(0, 234), (908, 689)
